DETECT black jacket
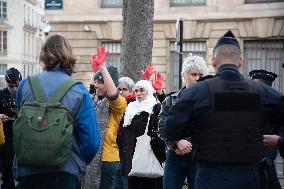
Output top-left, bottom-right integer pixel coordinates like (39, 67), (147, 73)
(158, 88), (188, 150)
(119, 104), (162, 176)
(0, 88), (17, 138)
(162, 64), (284, 141)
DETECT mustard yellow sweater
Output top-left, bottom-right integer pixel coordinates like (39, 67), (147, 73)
(101, 95), (127, 162)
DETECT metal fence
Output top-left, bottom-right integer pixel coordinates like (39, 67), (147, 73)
(243, 40), (284, 93)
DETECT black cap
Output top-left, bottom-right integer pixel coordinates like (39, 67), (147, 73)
(249, 69), (277, 84)
(213, 30), (240, 52)
(5, 67), (22, 84)
(94, 66), (119, 86)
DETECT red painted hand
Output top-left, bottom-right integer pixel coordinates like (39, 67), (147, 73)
(141, 64), (156, 80)
(152, 72), (163, 90)
(90, 47), (109, 72)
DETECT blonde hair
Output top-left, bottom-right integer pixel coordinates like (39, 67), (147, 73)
(40, 35), (76, 75)
(181, 53), (208, 81)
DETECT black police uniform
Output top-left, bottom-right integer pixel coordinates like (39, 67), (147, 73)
(0, 68), (22, 189)
(0, 88), (17, 189)
(249, 69), (281, 189)
(162, 63), (283, 189)
(163, 30), (284, 189)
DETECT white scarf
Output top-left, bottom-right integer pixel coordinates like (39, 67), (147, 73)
(123, 80), (156, 127)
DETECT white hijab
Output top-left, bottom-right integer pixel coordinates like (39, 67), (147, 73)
(123, 80), (157, 127)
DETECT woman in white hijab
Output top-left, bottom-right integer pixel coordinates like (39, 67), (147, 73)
(119, 80), (163, 189)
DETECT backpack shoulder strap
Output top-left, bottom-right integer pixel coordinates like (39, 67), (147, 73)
(49, 79), (81, 103)
(28, 75), (46, 103)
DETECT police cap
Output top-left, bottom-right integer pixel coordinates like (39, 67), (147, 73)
(213, 30), (240, 52)
(249, 69), (277, 83)
(5, 67), (22, 84)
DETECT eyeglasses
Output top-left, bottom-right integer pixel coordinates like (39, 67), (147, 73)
(118, 87), (129, 92)
(134, 88), (145, 93)
(8, 84), (19, 88)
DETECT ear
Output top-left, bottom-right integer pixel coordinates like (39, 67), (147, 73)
(212, 57), (217, 69)
(238, 57), (243, 68)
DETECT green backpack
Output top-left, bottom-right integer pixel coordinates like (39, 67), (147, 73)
(13, 75), (80, 167)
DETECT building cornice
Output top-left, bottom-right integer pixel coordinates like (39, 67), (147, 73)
(0, 21), (13, 30)
(44, 9), (284, 24)
(154, 10), (284, 22)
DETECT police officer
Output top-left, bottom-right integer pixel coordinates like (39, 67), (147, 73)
(249, 70), (277, 87)
(0, 67), (22, 189)
(162, 30), (284, 189)
(249, 69), (281, 189)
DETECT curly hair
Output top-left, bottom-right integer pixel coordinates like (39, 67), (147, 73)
(181, 53), (209, 78)
(40, 35), (76, 75)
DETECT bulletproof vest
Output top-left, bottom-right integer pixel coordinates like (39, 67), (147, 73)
(194, 77), (264, 164)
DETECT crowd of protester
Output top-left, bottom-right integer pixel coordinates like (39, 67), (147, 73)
(0, 30), (283, 189)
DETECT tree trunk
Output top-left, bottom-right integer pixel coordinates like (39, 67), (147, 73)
(120, 0), (154, 82)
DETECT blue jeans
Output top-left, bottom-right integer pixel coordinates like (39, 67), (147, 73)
(113, 163), (128, 189)
(163, 151), (196, 189)
(100, 161), (119, 189)
(195, 166), (261, 189)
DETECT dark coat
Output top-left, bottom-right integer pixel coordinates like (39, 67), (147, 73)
(0, 88), (16, 138)
(162, 64), (284, 141)
(120, 103), (161, 177)
(162, 64), (284, 189)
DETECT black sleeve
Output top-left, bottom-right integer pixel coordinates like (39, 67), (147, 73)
(149, 103), (166, 164)
(0, 88), (5, 100)
(157, 95), (179, 150)
(0, 89), (5, 113)
(148, 104), (161, 137)
(158, 95), (171, 132)
(156, 91), (166, 104)
(116, 114), (125, 158)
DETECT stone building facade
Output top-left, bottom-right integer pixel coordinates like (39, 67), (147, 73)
(0, 0), (43, 88)
(44, 0), (284, 93)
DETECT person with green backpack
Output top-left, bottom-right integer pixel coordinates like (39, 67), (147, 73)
(13, 34), (101, 189)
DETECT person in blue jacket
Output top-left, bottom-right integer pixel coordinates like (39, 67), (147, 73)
(14, 34), (101, 189)
(162, 30), (284, 189)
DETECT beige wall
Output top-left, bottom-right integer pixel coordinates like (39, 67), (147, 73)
(44, 0), (284, 91)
